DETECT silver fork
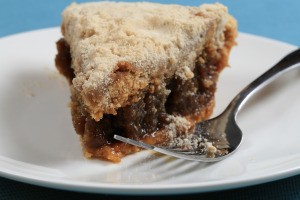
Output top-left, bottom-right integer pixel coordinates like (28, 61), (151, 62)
(114, 48), (300, 162)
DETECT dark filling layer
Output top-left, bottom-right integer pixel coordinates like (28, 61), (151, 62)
(56, 39), (220, 157)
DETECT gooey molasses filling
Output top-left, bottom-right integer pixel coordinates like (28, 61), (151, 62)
(55, 39), (220, 161)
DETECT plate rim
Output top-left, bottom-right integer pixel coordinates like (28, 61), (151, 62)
(0, 27), (299, 195)
(0, 164), (299, 195)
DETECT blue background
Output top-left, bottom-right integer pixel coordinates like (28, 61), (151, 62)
(1, 0), (299, 46)
(0, 0), (299, 199)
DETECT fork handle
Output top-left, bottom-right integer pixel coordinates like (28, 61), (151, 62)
(226, 48), (300, 117)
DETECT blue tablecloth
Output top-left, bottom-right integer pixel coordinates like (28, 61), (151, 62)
(1, 0), (299, 199)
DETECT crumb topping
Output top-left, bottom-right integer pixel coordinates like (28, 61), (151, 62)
(61, 2), (235, 120)
(164, 115), (192, 138)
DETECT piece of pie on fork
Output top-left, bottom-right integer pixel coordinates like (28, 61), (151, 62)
(55, 1), (237, 162)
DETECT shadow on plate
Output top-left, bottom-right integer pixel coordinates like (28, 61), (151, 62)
(0, 67), (82, 166)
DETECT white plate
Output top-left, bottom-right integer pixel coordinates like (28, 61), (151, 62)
(0, 28), (299, 195)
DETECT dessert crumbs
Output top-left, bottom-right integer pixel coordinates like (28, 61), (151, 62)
(22, 81), (40, 98)
(168, 134), (227, 158)
(165, 116), (227, 158)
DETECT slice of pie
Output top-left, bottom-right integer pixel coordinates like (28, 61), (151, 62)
(55, 2), (237, 162)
